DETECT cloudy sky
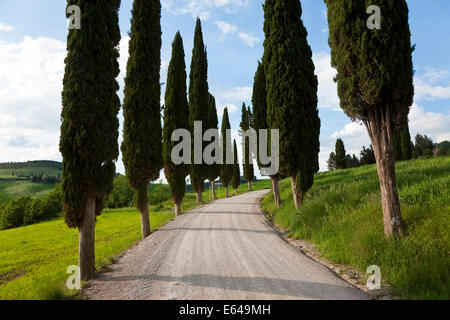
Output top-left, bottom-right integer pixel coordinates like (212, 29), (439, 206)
(0, 0), (449, 176)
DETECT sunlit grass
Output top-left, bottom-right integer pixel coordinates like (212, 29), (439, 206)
(0, 179), (271, 300)
(262, 156), (450, 299)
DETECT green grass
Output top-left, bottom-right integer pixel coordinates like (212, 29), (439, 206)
(261, 156), (450, 300)
(0, 179), (271, 300)
(0, 180), (54, 203)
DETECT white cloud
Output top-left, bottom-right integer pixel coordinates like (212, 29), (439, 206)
(215, 20), (237, 34)
(313, 52), (340, 111)
(238, 32), (258, 47)
(0, 22), (14, 32)
(414, 75), (450, 101)
(217, 86), (252, 102)
(162, 0), (251, 20)
(0, 36), (66, 163)
(409, 103), (450, 142)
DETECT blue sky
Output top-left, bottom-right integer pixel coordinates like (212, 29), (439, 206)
(0, 0), (449, 175)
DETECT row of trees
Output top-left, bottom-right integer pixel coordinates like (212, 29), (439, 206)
(251, 0), (321, 210)
(11, 171), (61, 184)
(60, 0), (255, 281)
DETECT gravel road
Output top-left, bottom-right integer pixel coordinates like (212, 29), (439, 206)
(84, 190), (369, 300)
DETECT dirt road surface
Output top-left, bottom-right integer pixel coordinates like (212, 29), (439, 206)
(85, 190), (369, 300)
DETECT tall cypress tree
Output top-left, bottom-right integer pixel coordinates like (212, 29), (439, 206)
(220, 108), (233, 197)
(325, 0), (414, 236)
(401, 123), (412, 160)
(189, 18), (209, 203)
(335, 138), (347, 169)
(231, 140), (241, 193)
(163, 32), (189, 217)
(251, 61), (281, 207)
(60, 0), (121, 281)
(263, 0), (320, 209)
(240, 103), (254, 191)
(206, 93), (220, 199)
(121, 0), (162, 239)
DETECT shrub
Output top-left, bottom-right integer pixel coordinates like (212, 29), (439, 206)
(24, 199), (44, 225)
(0, 196), (32, 229)
(106, 175), (135, 209)
(148, 184), (170, 205)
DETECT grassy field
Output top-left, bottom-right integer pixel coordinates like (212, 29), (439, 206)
(0, 179), (270, 300)
(0, 180), (55, 203)
(261, 157), (449, 299)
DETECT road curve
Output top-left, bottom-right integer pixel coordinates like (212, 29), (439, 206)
(85, 190), (369, 300)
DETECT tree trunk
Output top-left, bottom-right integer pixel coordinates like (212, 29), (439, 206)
(174, 201), (181, 217)
(248, 181), (252, 191)
(196, 190), (202, 203)
(271, 176), (281, 208)
(290, 176), (304, 209)
(78, 196), (96, 282)
(211, 180), (216, 199)
(139, 201), (151, 239)
(225, 186), (229, 197)
(365, 107), (404, 237)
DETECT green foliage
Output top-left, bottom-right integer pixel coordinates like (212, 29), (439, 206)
(263, 0), (320, 194)
(163, 32), (190, 204)
(360, 145), (376, 165)
(437, 141), (450, 153)
(105, 175), (134, 209)
(240, 103), (254, 183)
(206, 93), (221, 183)
(414, 134), (434, 158)
(325, 0), (414, 125)
(189, 18), (209, 194)
(220, 108), (233, 188)
(148, 184), (171, 205)
(262, 157), (450, 299)
(251, 61), (268, 170)
(60, 0), (121, 227)
(0, 184), (62, 230)
(121, 0), (162, 211)
(231, 140), (241, 191)
(0, 197), (31, 229)
(327, 152), (337, 172)
(334, 138), (346, 169)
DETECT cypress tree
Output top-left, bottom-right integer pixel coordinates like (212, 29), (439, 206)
(393, 130), (403, 161)
(121, 0), (162, 239)
(325, 0), (414, 236)
(163, 32), (190, 217)
(251, 61), (281, 207)
(220, 108), (233, 197)
(335, 138), (347, 169)
(206, 93), (220, 199)
(401, 123), (412, 160)
(240, 103), (254, 191)
(189, 18), (209, 203)
(60, 0), (121, 281)
(231, 140), (241, 193)
(263, 0), (320, 209)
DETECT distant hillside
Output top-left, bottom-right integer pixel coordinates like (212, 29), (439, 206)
(0, 160), (62, 170)
(0, 161), (62, 202)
